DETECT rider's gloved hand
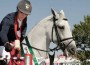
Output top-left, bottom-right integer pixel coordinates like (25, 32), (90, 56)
(4, 42), (14, 52)
(14, 40), (21, 51)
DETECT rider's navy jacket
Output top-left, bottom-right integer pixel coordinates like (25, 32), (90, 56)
(0, 12), (27, 46)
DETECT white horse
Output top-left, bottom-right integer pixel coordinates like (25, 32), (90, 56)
(23, 9), (76, 59)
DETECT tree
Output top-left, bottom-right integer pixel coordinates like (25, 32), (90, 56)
(72, 15), (90, 62)
(72, 15), (90, 46)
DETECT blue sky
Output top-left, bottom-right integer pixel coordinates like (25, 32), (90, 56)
(0, 0), (90, 55)
(0, 0), (90, 34)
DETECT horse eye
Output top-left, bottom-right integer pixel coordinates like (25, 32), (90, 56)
(63, 18), (68, 21)
(58, 26), (64, 29)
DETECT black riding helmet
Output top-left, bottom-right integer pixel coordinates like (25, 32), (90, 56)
(17, 0), (32, 15)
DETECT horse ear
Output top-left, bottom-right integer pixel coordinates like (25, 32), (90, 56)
(51, 8), (55, 16)
(51, 8), (59, 18)
(59, 10), (65, 18)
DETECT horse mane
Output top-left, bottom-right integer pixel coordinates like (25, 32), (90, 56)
(35, 15), (53, 26)
(39, 15), (53, 23)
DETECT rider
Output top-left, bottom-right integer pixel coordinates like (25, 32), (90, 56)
(0, 0), (32, 58)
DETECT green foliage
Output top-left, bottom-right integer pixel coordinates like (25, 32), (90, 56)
(72, 15), (90, 62)
(76, 51), (90, 63)
(72, 15), (90, 45)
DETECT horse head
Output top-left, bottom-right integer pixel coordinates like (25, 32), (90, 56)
(51, 9), (77, 57)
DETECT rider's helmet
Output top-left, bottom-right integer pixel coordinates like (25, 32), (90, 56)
(17, 0), (32, 15)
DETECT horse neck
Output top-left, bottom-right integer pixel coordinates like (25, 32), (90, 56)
(27, 16), (53, 51)
(27, 17), (54, 57)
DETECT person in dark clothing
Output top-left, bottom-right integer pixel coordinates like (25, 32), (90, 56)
(0, 0), (32, 61)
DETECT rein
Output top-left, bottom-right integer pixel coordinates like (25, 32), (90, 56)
(22, 41), (49, 52)
(22, 39), (59, 52)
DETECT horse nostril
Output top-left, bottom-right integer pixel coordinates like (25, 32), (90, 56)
(69, 48), (75, 55)
(71, 48), (74, 52)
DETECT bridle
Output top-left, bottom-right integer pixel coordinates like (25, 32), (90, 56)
(51, 15), (74, 52)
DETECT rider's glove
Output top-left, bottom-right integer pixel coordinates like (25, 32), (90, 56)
(4, 42), (12, 52)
